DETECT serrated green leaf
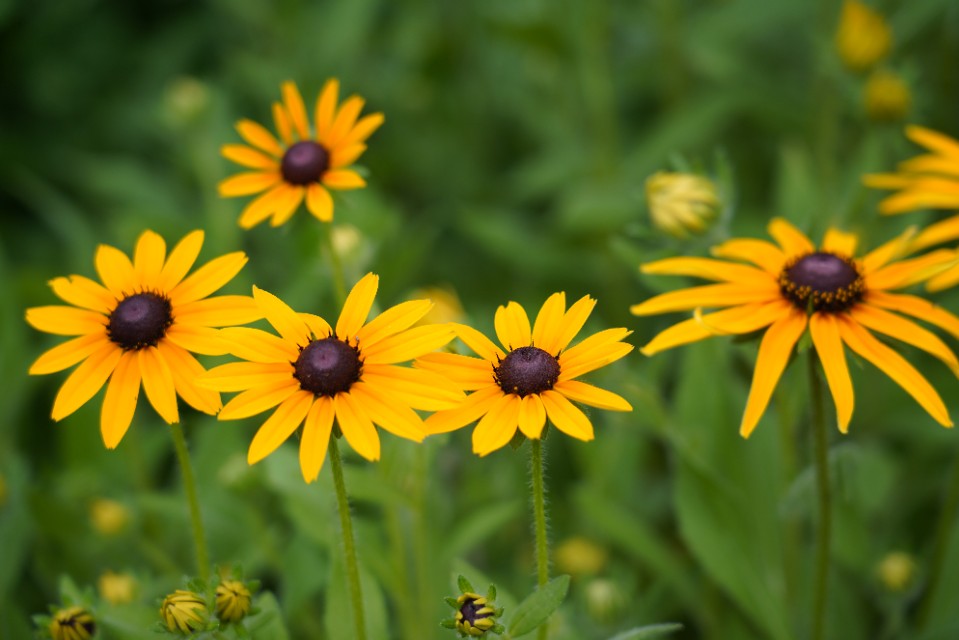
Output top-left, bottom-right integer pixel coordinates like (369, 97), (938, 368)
(506, 575), (570, 637)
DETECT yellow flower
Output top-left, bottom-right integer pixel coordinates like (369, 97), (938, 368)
(417, 293), (634, 456)
(632, 217), (959, 436)
(219, 79), (384, 228)
(876, 551), (917, 592)
(215, 580), (252, 623)
(200, 273), (461, 482)
(835, 0), (891, 73)
(48, 606), (96, 640)
(409, 286), (465, 326)
(160, 590), (208, 635)
(89, 498), (130, 536)
(646, 171), (720, 238)
(554, 537), (608, 577)
(26, 231), (260, 448)
(98, 571), (136, 604)
(865, 125), (959, 290)
(863, 69), (911, 122)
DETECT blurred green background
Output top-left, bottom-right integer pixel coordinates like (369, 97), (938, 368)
(3, 0), (959, 638)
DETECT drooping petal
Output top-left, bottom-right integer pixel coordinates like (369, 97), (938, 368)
(252, 286), (311, 346)
(821, 229), (858, 256)
(100, 351), (140, 449)
(361, 324), (456, 364)
(927, 262), (959, 293)
(494, 301), (532, 351)
(739, 308), (808, 438)
(541, 390), (594, 441)
(138, 346), (179, 424)
(247, 390), (314, 464)
(300, 396), (334, 483)
(198, 361), (294, 392)
(554, 380), (632, 412)
(424, 384), (502, 434)
(414, 352), (494, 390)
(808, 313), (854, 433)
(906, 125), (959, 159)
(531, 293), (566, 354)
(335, 392), (380, 461)
(866, 291), (959, 342)
(349, 382), (426, 442)
(336, 273), (379, 340)
(49, 275), (115, 313)
(157, 341), (222, 415)
(851, 304), (959, 375)
(356, 299), (433, 347)
(452, 323), (506, 362)
(95, 243), (137, 298)
(710, 238), (787, 274)
(768, 218), (815, 256)
(630, 282), (779, 316)
(218, 327), (298, 362)
(641, 257), (772, 285)
(169, 252), (248, 305)
(219, 377), (301, 420)
(836, 315), (952, 427)
(158, 230), (205, 292)
(517, 393), (547, 439)
(51, 342), (122, 421)
(29, 332), (109, 374)
(174, 295), (263, 328)
(472, 393), (521, 456)
(26, 306), (107, 336)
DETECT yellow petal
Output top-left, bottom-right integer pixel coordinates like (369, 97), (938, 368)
(175, 295), (263, 328)
(541, 390), (594, 441)
(906, 125), (959, 159)
(851, 304), (959, 375)
(314, 78), (340, 138)
(821, 229), (858, 257)
(349, 382), (426, 442)
(49, 275), (115, 313)
(269, 184), (306, 227)
(235, 119), (284, 157)
(95, 243), (136, 298)
(219, 377), (301, 420)
(559, 328), (633, 375)
(630, 282), (779, 316)
(300, 396), (334, 482)
(554, 380), (632, 412)
(334, 391), (380, 461)
(322, 169), (366, 190)
(472, 393), (521, 456)
(836, 315), (952, 426)
(170, 252), (248, 305)
(218, 171), (282, 197)
(517, 394), (547, 439)
(132, 230), (167, 290)
(100, 351), (140, 449)
(867, 290), (959, 341)
(330, 143), (367, 169)
(768, 218), (815, 256)
(453, 323), (505, 362)
(300, 312), (333, 339)
(641, 257), (772, 285)
(138, 346), (179, 424)
(305, 183), (334, 222)
(356, 299), (433, 347)
(272, 102), (293, 146)
(222, 143), (279, 170)
(425, 384), (502, 434)
(553, 295), (597, 354)
(198, 361), (294, 392)
(909, 214), (959, 253)
(927, 262), (959, 293)
(361, 364), (465, 410)
(26, 306), (107, 336)
(336, 272), (379, 340)
(341, 112), (385, 147)
(739, 308), (807, 438)
(29, 332), (109, 375)
(237, 184), (288, 229)
(248, 390), (314, 464)
(325, 95), (365, 148)
(494, 301), (532, 351)
(862, 227), (916, 273)
(253, 286), (310, 346)
(863, 172), (912, 190)
(414, 352), (494, 390)
(866, 249), (957, 291)
(281, 82), (310, 140)
(362, 324), (456, 364)
(51, 342), (122, 421)
(158, 341), (222, 415)
(158, 230), (204, 292)
(165, 324), (229, 356)
(218, 327), (298, 363)
(898, 154), (959, 178)
(710, 238), (787, 274)
(808, 313), (854, 433)
(531, 293), (566, 354)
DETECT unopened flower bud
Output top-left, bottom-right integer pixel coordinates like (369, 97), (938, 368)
(160, 590), (208, 635)
(646, 172), (720, 238)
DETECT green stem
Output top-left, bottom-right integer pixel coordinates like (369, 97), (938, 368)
(169, 423), (210, 582)
(329, 434), (367, 640)
(321, 222), (347, 306)
(530, 438), (550, 640)
(917, 451), (959, 628)
(808, 353), (831, 640)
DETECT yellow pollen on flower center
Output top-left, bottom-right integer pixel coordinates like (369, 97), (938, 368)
(779, 251), (864, 312)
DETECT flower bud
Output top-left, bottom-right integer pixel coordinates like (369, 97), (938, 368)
(215, 580), (252, 624)
(160, 590), (208, 635)
(98, 571), (136, 605)
(89, 499), (129, 536)
(876, 551), (917, 593)
(554, 537), (608, 577)
(646, 172), (720, 238)
(48, 606), (96, 640)
(442, 576), (504, 637)
(864, 69), (911, 123)
(835, 0), (891, 73)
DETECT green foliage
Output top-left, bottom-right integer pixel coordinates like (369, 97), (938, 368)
(506, 575), (570, 638)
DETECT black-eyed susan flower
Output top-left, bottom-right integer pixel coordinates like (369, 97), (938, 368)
(26, 230), (260, 448)
(416, 293), (634, 456)
(835, 0), (891, 73)
(219, 79), (383, 228)
(442, 577), (504, 637)
(160, 590), (209, 635)
(199, 273), (461, 482)
(865, 126), (959, 290)
(632, 217), (959, 436)
(646, 171), (720, 238)
(214, 580), (252, 624)
(47, 606), (96, 640)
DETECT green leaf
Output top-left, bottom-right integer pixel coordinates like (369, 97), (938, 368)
(245, 592), (291, 640)
(324, 550), (388, 640)
(506, 575), (570, 637)
(607, 623), (684, 640)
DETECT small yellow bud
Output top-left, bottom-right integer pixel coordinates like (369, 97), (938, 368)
(48, 606), (96, 640)
(89, 499), (129, 536)
(876, 551), (917, 592)
(864, 69), (911, 123)
(554, 537), (608, 577)
(835, 0), (891, 73)
(160, 590), (208, 635)
(98, 571), (137, 605)
(215, 580), (252, 624)
(646, 172), (720, 238)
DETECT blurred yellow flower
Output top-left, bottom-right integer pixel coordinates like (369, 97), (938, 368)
(48, 606), (96, 640)
(219, 79), (384, 228)
(163, 76), (210, 125)
(98, 571), (136, 604)
(835, 0), (891, 73)
(864, 69), (911, 122)
(410, 286), (465, 326)
(554, 537), (608, 577)
(90, 498), (130, 536)
(215, 580), (252, 623)
(876, 551), (917, 592)
(646, 172), (720, 238)
(160, 590), (208, 635)
(585, 578), (626, 624)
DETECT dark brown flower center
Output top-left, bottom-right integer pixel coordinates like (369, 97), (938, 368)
(293, 337), (362, 396)
(779, 251), (864, 312)
(493, 346), (560, 397)
(107, 292), (173, 350)
(281, 141), (329, 185)
(459, 598), (491, 626)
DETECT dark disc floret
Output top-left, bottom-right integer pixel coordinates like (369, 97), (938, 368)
(779, 251), (864, 312)
(493, 346), (560, 397)
(281, 141), (330, 185)
(459, 597), (492, 626)
(293, 337), (362, 396)
(107, 292), (173, 351)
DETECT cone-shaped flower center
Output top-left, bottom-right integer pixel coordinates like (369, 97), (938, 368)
(107, 292), (173, 350)
(494, 346), (560, 397)
(460, 598), (492, 626)
(281, 141), (329, 185)
(779, 251), (864, 312)
(294, 337), (362, 396)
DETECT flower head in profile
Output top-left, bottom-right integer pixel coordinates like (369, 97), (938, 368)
(416, 293), (633, 456)
(215, 579), (253, 624)
(632, 217), (959, 436)
(46, 606), (96, 640)
(160, 590), (209, 635)
(26, 231), (260, 448)
(835, 0), (891, 73)
(200, 273), (461, 482)
(219, 79), (383, 228)
(865, 126), (959, 290)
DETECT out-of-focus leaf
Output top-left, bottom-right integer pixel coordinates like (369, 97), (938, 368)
(606, 622), (684, 640)
(506, 574), (570, 637)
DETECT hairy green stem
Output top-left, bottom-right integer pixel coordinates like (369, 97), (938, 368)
(917, 451), (959, 628)
(808, 353), (831, 640)
(329, 435), (367, 640)
(169, 423), (210, 582)
(530, 438), (550, 640)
